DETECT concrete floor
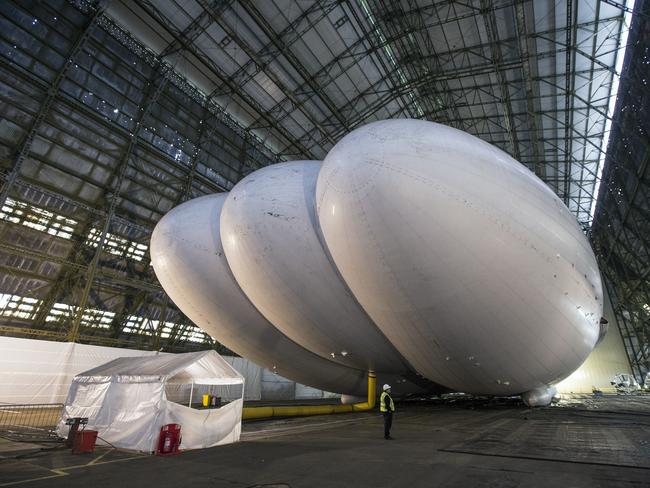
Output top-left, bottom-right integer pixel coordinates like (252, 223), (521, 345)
(1, 394), (649, 487)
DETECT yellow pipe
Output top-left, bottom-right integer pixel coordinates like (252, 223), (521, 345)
(242, 371), (376, 420)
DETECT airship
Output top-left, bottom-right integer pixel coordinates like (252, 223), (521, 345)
(150, 119), (603, 406)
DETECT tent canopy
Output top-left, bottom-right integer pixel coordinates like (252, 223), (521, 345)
(76, 350), (244, 385)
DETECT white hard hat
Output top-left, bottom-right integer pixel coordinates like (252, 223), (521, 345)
(383, 384), (391, 391)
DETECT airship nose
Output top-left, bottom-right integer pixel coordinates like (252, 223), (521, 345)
(150, 194), (225, 306)
(149, 214), (174, 273)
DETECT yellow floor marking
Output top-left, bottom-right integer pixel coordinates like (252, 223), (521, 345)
(242, 414), (382, 439)
(0, 471), (67, 487)
(86, 448), (114, 465)
(242, 411), (431, 439)
(0, 452), (147, 487)
(62, 453), (148, 471)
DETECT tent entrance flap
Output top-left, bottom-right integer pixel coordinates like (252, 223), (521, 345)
(165, 381), (244, 407)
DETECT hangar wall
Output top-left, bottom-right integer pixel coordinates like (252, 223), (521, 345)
(0, 336), (159, 403)
(0, 337), (333, 404)
(556, 290), (633, 393)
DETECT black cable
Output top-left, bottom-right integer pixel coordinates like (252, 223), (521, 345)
(6, 443), (67, 460)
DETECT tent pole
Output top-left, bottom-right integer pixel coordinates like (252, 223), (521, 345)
(189, 382), (194, 408)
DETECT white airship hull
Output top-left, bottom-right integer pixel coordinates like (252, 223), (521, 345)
(316, 120), (602, 395)
(151, 119), (603, 401)
(220, 161), (409, 373)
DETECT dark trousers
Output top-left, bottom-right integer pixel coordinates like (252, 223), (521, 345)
(383, 412), (393, 438)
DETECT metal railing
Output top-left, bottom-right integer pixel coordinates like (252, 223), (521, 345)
(0, 403), (63, 442)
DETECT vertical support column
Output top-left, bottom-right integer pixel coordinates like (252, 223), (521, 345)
(68, 60), (173, 342)
(514, 2), (545, 178)
(480, 0), (521, 161)
(563, 0), (577, 206)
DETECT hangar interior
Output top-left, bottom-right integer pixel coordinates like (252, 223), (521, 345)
(0, 0), (649, 485)
(0, 0), (647, 384)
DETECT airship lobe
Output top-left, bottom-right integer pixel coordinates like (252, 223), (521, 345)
(316, 119), (602, 395)
(220, 161), (410, 374)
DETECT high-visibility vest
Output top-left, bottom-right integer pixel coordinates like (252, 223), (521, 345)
(380, 391), (395, 413)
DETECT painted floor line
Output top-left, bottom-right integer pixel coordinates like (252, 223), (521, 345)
(243, 415), (376, 437)
(242, 413), (428, 440)
(0, 472), (67, 487)
(62, 454), (149, 471)
(0, 452), (148, 487)
(86, 448), (114, 466)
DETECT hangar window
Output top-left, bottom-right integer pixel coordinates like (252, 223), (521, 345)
(0, 294), (41, 320)
(122, 315), (208, 343)
(79, 308), (116, 329)
(0, 198), (77, 239)
(123, 316), (177, 338)
(85, 228), (148, 261)
(123, 315), (153, 335)
(182, 325), (211, 343)
(45, 303), (114, 329)
(123, 315), (142, 334)
(45, 303), (75, 323)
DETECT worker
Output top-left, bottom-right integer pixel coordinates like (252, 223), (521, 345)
(380, 383), (395, 440)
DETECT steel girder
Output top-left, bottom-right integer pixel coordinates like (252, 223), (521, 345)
(591, 0), (650, 384)
(0, 0), (276, 350)
(0, 3), (105, 210)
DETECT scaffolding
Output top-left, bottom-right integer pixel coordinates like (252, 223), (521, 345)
(591, 0), (650, 384)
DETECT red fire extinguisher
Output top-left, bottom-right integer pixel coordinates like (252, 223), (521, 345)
(156, 424), (181, 456)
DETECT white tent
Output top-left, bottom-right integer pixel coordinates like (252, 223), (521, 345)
(56, 350), (244, 452)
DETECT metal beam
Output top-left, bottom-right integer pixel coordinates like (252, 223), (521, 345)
(0, 4), (104, 209)
(134, 0), (317, 159)
(199, 1), (336, 147)
(480, 0), (521, 160)
(0, 240), (161, 293)
(1, 61), (227, 209)
(514, 2), (545, 177)
(239, 0), (350, 132)
(68, 59), (172, 342)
